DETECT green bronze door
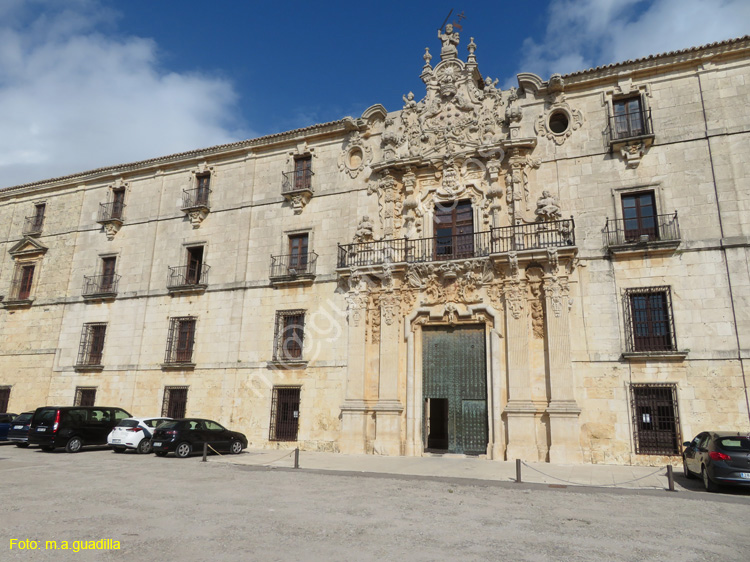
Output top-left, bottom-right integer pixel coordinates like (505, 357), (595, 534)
(422, 325), (487, 455)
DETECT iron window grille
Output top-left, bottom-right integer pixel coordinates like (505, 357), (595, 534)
(182, 173), (211, 210)
(0, 386), (10, 412)
(282, 156), (313, 193)
(76, 323), (107, 367)
(269, 386), (301, 441)
(273, 310), (305, 361)
(623, 287), (677, 352)
(630, 383), (681, 455)
(164, 317), (197, 364)
(608, 96), (653, 141)
(162, 386), (189, 418)
(74, 387), (97, 407)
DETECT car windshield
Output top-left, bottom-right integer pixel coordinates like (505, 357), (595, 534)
(13, 413), (32, 423)
(116, 420), (139, 428)
(718, 436), (750, 452)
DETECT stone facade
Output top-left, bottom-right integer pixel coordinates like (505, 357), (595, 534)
(1, 31), (750, 465)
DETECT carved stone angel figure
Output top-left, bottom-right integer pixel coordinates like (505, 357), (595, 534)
(535, 190), (562, 222)
(438, 24), (459, 60)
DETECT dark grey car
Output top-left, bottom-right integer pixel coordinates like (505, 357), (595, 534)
(683, 431), (750, 492)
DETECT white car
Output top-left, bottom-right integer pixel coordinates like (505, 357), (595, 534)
(107, 417), (171, 454)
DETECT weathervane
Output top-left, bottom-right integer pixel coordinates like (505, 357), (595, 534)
(437, 10), (466, 60)
(438, 9), (466, 32)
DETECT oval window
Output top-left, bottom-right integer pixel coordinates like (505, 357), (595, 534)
(548, 111), (569, 134)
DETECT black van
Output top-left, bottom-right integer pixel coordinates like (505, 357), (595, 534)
(28, 406), (131, 452)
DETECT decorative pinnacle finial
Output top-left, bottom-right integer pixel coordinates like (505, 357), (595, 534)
(423, 47), (432, 67)
(467, 37), (476, 55)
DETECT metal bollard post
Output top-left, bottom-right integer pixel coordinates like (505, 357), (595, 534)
(667, 464), (674, 491)
(516, 459), (522, 483)
(294, 447), (299, 469)
(202, 442), (208, 462)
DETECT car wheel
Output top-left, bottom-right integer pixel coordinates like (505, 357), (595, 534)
(230, 440), (243, 455)
(702, 466), (719, 493)
(155, 451), (168, 457)
(41, 445), (55, 452)
(65, 437), (83, 453)
(137, 439), (152, 454)
(15, 443), (29, 448)
(682, 457), (694, 479)
(175, 442), (192, 458)
(113, 447), (125, 454)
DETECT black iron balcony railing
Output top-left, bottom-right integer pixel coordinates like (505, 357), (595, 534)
(82, 274), (120, 297)
(167, 264), (210, 289)
(270, 251), (318, 279)
(607, 108), (653, 143)
(22, 215), (44, 236)
(337, 219), (575, 268)
(181, 187), (210, 210)
(97, 201), (125, 223)
(282, 169), (314, 193)
(604, 212), (679, 247)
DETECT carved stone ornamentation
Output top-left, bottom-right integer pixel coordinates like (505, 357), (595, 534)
(535, 190), (562, 222)
(103, 222), (121, 241)
(443, 302), (458, 325)
(338, 131), (373, 178)
(188, 209), (208, 228)
(535, 89), (584, 146)
(504, 279), (525, 320)
(352, 216), (375, 244)
(543, 276), (569, 318)
(526, 267), (545, 339)
(406, 259), (493, 306)
(380, 293), (399, 326)
(620, 142), (646, 168)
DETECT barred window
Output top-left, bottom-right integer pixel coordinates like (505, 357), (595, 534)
(74, 387), (97, 407)
(631, 383), (680, 455)
(624, 287), (677, 352)
(76, 323), (107, 366)
(165, 317), (196, 364)
(273, 310), (305, 361)
(269, 386), (300, 441)
(0, 386), (10, 413)
(162, 386), (188, 418)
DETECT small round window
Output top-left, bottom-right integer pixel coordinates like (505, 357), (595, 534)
(548, 111), (569, 134)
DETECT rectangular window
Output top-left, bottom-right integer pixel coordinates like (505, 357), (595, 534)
(631, 384), (680, 455)
(162, 386), (188, 418)
(165, 317), (197, 364)
(0, 386), (10, 413)
(196, 173), (210, 206)
(101, 256), (117, 292)
(76, 323), (107, 366)
(269, 387), (300, 441)
(434, 200), (474, 260)
(622, 191), (657, 242)
(294, 156), (312, 190)
(273, 310), (305, 361)
(74, 387), (97, 407)
(32, 203), (46, 231)
(288, 234), (309, 273)
(624, 287), (676, 352)
(16, 264), (35, 300)
(111, 189), (125, 220)
(186, 246), (204, 285)
(613, 96), (644, 139)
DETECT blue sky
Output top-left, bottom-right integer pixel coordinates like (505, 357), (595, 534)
(0, 0), (748, 188)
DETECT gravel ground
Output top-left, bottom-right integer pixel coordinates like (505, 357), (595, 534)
(1, 443), (749, 562)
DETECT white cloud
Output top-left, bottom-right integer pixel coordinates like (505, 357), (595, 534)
(0, 1), (248, 188)
(514, 0), (750, 82)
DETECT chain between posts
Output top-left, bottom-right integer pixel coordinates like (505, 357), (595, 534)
(515, 460), (673, 489)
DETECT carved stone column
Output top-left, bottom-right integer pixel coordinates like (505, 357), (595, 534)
(373, 291), (404, 455)
(339, 285), (370, 454)
(543, 274), (583, 463)
(502, 275), (539, 461)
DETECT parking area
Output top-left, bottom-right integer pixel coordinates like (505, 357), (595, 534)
(1, 443), (749, 561)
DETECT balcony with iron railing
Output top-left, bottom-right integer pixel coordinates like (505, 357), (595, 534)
(269, 252), (318, 284)
(82, 273), (120, 300)
(282, 169), (314, 194)
(606, 108), (654, 146)
(181, 187), (211, 211)
(604, 212), (680, 254)
(22, 215), (44, 237)
(167, 264), (210, 294)
(97, 201), (125, 224)
(337, 219), (575, 269)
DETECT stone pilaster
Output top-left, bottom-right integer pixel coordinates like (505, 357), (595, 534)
(339, 289), (369, 454)
(503, 277), (539, 461)
(543, 274), (583, 463)
(373, 291), (403, 455)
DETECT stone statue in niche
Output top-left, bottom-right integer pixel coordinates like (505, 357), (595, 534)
(535, 190), (561, 221)
(438, 24), (460, 60)
(353, 216), (375, 244)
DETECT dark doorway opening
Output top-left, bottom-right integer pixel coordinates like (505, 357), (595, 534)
(426, 398), (449, 450)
